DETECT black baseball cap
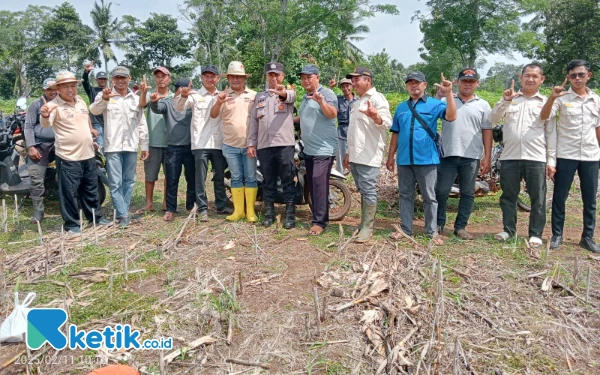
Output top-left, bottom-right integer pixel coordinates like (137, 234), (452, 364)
(265, 62), (284, 74)
(175, 78), (191, 90)
(299, 64), (319, 76)
(201, 65), (220, 75)
(346, 67), (373, 79)
(458, 68), (479, 80)
(405, 71), (426, 83)
(96, 71), (108, 79)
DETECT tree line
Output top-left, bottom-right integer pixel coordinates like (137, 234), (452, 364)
(0, 0), (598, 100)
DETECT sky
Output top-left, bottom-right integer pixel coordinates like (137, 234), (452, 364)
(4, 0), (529, 76)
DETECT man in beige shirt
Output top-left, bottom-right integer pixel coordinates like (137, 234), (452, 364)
(490, 63), (556, 248)
(175, 64), (232, 221)
(89, 66), (149, 228)
(540, 59), (600, 253)
(209, 61), (257, 222)
(343, 67), (392, 243)
(40, 71), (111, 234)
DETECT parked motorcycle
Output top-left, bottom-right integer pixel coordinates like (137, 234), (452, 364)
(0, 98), (108, 207)
(445, 125), (532, 212)
(224, 133), (352, 221)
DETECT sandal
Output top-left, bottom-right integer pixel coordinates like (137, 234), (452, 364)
(135, 207), (155, 215)
(431, 235), (444, 246)
(308, 225), (324, 236)
(454, 229), (474, 241)
(495, 232), (512, 241)
(389, 231), (404, 240)
(528, 236), (543, 249)
(163, 212), (176, 221)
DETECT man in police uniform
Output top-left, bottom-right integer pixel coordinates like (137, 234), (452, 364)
(248, 62), (297, 229)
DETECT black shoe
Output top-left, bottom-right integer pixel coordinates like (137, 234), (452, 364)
(262, 202), (275, 227)
(216, 207), (233, 215)
(549, 235), (563, 250)
(283, 202), (295, 229)
(579, 237), (600, 253)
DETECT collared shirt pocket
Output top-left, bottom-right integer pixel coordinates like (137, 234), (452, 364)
(583, 102), (600, 127)
(504, 104), (520, 123)
(257, 108), (266, 119)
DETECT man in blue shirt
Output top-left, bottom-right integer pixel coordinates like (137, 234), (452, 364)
(386, 71), (457, 245)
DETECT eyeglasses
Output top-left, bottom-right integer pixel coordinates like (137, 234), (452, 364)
(568, 72), (588, 79)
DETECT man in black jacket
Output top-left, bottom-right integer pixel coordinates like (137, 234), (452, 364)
(82, 61), (108, 148)
(23, 78), (57, 222)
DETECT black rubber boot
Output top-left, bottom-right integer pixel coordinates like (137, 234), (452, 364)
(283, 202), (295, 229)
(262, 201), (275, 227)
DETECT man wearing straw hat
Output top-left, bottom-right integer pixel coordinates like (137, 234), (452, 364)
(39, 71), (111, 234)
(90, 66), (149, 228)
(210, 61), (257, 222)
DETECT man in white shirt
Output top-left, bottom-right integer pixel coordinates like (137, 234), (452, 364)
(344, 67), (392, 243)
(90, 66), (149, 228)
(490, 63), (556, 248)
(175, 65), (232, 221)
(540, 59), (600, 253)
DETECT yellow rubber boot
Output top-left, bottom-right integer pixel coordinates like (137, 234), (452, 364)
(245, 187), (258, 222)
(226, 187), (246, 221)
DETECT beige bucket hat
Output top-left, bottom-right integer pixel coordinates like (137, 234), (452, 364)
(226, 61), (251, 76)
(55, 71), (82, 85)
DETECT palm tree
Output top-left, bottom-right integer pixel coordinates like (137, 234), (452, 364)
(339, 15), (370, 64)
(87, 0), (123, 71)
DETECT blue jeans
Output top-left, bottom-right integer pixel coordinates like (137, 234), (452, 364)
(435, 156), (479, 232)
(92, 123), (104, 149)
(105, 151), (138, 218)
(222, 144), (257, 188)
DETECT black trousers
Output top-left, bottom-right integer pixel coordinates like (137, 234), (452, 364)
(57, 156), (103, 231)
(499, 160), (547, 238)
(257, 146), (296, 204)
(192, 149), (228, 213)
(305, 155), (335, 228)
(552, 158), (599, 238)
(165, 145), (195, 213)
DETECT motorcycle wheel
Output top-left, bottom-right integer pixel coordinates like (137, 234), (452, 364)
(308, 179), (352, 221)
(98, 177), (107, 206)
(517, 180), (531, 212)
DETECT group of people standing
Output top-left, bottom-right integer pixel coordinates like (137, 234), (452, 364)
(23, 58), (600, 253)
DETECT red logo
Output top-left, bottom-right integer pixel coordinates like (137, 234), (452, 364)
(463, 70), (476, 76)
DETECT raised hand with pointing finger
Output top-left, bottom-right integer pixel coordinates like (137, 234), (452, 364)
(85, 60), (95, 73)
(216, 86), (230, 104)
(150, 92), (166, 102)
(307, 91), (324, 104)
(40, 96), (58, 118)
(433, 73), (453, 96)
(359, 101), (379, 121)
(503, 79), (521, 101)
(139, 74), (152, 94)
(550, 77), (569, 99)
(268, 84), (287, 97)
(102, 84), (119, 101)
(180, 80), (196, 98)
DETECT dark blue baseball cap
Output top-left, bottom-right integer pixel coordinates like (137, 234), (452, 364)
(299, 64), (319, 76)
(201, 65), (220, 75)
(95, 71), (108, 79)
(405, 71), (426, 83)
